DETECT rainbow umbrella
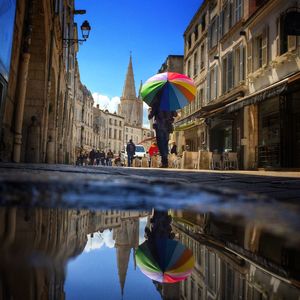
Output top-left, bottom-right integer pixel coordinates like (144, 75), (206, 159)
(136, 238), (195, 283)
(140, 72), (196, 111)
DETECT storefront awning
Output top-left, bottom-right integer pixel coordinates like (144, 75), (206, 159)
(226, 79), (289, 113)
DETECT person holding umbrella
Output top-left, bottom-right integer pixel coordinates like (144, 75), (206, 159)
(148, 104), (177, 168)
(141, 72), (196, 168)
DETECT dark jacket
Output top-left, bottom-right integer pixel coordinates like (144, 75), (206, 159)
(126, 142), (136, 155)
(148, 109), (177, 133)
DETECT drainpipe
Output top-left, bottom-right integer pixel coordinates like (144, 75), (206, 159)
(12, 0), (33, 162)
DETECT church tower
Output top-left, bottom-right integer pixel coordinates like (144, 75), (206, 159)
(118, 55), (143, 127)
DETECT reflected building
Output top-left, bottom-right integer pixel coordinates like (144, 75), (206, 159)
(0, 207), (90, 300)
(0, 207), (150, 300)
(170, 210), (300, 300)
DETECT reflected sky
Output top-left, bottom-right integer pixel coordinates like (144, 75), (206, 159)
(65, 233), (160, 300)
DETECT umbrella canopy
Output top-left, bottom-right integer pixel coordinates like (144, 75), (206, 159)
(140, 72), (196, 111)
(136, 238), (195, 283)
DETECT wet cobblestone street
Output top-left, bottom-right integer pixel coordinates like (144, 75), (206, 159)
(0, 163), (300, 299)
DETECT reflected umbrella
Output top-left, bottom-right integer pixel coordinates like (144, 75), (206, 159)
(136, 238), (194, 283)
(136, 210), (195, 283)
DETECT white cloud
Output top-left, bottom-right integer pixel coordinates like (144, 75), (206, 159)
(84, 230), (115, 252)
(92, 92), (150, 128)
(92, 92), (120, 114)
(143, 102), (150, 128)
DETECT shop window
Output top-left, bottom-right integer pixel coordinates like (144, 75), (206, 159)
(258, 98), (280, 168)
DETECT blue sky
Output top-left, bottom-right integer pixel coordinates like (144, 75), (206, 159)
(74, 0), (202, 123)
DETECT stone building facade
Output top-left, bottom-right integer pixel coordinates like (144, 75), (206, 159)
(0, 0), (85, 164)
(93, 105), (124, 154)
(169, 210), (300, 300)
(175, 0), (300, 169)
(158, 55), (184, 74)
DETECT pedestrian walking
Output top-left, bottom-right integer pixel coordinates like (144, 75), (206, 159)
(89, 149), (96, 165)
(95, 150), (100, 166)
(126, 139), (136, 167)
(148, 106), (177, 168)
(106, 149), (114, 166)
(148, 142), (159, 167)
(99, 150), (106, 166)
(170, 142), (177, 155)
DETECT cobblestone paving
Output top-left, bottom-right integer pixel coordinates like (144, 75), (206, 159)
(0, 163), (299, 205)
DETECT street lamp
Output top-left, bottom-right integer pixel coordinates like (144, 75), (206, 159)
(81, 20), (91, 40)
(63, 20), (91, 47)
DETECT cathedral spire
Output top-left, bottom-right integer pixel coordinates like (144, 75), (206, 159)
(122, 54), (137, 99)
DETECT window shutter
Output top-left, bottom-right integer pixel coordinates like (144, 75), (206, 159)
(228, 52), (233, 89)
(222, 58), (227, 93)
(262, 26), (269, 67)
(215, 16), (219, 44)
(276, 18), (280, 56)
(230, 0), (234, 27)
(239, 44), (245, 81)
(241, 0), (244, 19)
(247, 39), (253, 74)
(207, 70), (211, 102)
(214, 65), (218, 99)
(208, 25), (211, 49)
(288, 36), (297, 52)
(219, 10), (224, 39)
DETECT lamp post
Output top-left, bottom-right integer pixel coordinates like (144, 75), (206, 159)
(63, 20), (91, 47)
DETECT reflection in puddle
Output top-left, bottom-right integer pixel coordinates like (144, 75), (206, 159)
(0, 207), (299, 299)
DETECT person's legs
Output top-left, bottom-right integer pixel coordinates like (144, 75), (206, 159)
(127, 154), (131, 167)
(156, 129), (169, 167)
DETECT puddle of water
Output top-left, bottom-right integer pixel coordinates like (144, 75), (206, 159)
(0, 207), (299, 300)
